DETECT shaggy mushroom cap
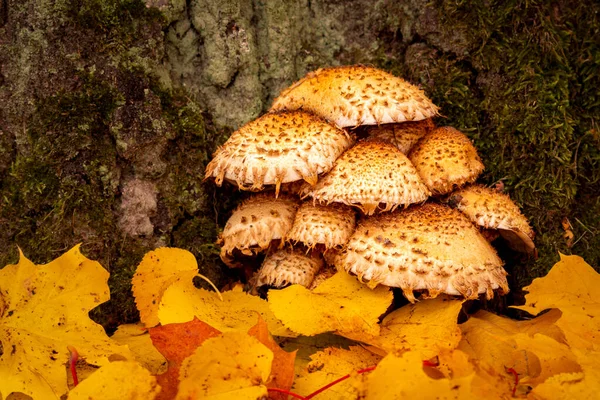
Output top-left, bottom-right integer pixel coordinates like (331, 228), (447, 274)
(286, 202), (356, 249)
(409, 127), (484, 195)
(449, 185), (535, 253)
(366, 119), (435, 154)
(205, 111), (354, 196)
(218, 194), (299, 264)
(301, 140), (431, 215)
(337, 203), (507, 302)
(252, 248), (324, 289)
(270, 65), (439, 128)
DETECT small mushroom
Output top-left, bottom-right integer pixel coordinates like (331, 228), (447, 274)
(366, 118), (435, 154)
(205, 111), (354, 196)
(270, 65), (439, 128)
(409, 127), (484, 195)
(218, 194), (299, 266)
(338, 203), (507, 302)
(286, 202), (356, 250)
(448, 184), (535, 253)
(301, 140), (431, 215)
(251, 248), (324, 289)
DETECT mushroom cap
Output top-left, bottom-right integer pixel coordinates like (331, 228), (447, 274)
(219, 194), (299, 263)
(301, 140), (431, 215)
(286, 202), (356, 249)
(270, 65), (439, 128)
(366, 119), (435, 154)
(409, 127), (484, 195)
(337, 203), (507, 302)
(252, 248), (324, 288)
(205, 111), (354, 196)
(449, 185), (535, 253)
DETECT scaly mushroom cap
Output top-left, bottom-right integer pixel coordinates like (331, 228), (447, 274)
(270, 65), (439, 128)
(205, 111), (354, 196)
(366, 119), (435, 154)
(301, 141), (431, 215)
(218, 194), (299, 263)
(252, 248), (323, 288)
(409, 127), (484, 195)
(286, 202), (356, 249)
(338, 203), (507, 302)
(449, 185), (535, 253)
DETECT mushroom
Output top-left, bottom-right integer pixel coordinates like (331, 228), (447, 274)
(218, 194), (299, 266)
(205, 111), (354, 196)
(448, 184), (536, 253)
(251, 248), (324, 289)
(301, 140), (431, 215)
(286, 202), (356, 250)
(409, 127), (484, 195)
(337, 203), (507, 302)
(366, 118), (435, 154)
(270, 65), (439, 127)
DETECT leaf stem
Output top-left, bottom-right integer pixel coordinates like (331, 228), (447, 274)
(505, 367), (519, 397)
(67, 345), (79, 386)
(304, 365), (377, 399)
(267, 387), (307, 400)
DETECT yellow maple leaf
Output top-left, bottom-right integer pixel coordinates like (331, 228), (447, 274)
(268, 272), (393, 336)
(513, 254), (600, 351)
(158, 281), (292, 337)
(176, 331), (273, 399)
(293, 346), (381, 399)
(132, 248), (200, 328)
(67, 361), (161, 400)
(364, 351), (478, 399)
(111, 324), (168, 375)
(0, 246), (131, 399)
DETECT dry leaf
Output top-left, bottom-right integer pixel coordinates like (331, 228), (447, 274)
(177, 331), (273, 399)
(67, 361), (160, 400)
(158, 281), (292, 336)
(132, 248), (200, 328)
(247, 317), (296, 400)
(0, 246), (131, 399)
(149, 318), (221, 400)
(268, 272), (393, 336)
(111, 324), (168, 375)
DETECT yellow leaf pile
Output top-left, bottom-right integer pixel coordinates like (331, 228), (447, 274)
(1, 247), (599, 399)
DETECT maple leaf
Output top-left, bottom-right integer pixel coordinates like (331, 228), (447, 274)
(512, 254), (600, 351)
(132, 248), (200, 328)
(293, 346), (382, 399)
(111, 324), (168, 375)
(158, 280), (292, 336)
(149, 318), (221, 400)
(268, 272), (393, 336)
(67, 361), (161, 400)
(177, 331), (273, 399)
(247, 316), (296, 400)
(0, 246), (131, 399)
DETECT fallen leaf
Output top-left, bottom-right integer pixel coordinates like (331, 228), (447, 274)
(268, 272), (393, 336)
(177, 331), (273, 400)
(149, 318), (221, 400)
(111, 324), (168, 375)
(132, 248), (200, 328)
(67, 361), (160, 400)
(293, 346), (381, 399)
(158, 280), (292, 337)
(0, 246), (131, 399)
(247, 316), (296, 400)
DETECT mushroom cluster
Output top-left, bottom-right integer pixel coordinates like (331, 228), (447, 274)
(205, 65), (535, 302)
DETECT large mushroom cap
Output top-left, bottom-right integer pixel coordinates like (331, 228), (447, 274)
(270, 65), (439, 128)
(302, 140), (431, 215)
(251, 248), (323, 289)
(205, 111), (354, 196)
(286, 202), (356, 249)
(366, 118), (435, 154)
(449, 185), (535, 253)
(219, 194), (299, 264)
(338, 203), (507, 302)
(409, 127), (484, 195)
